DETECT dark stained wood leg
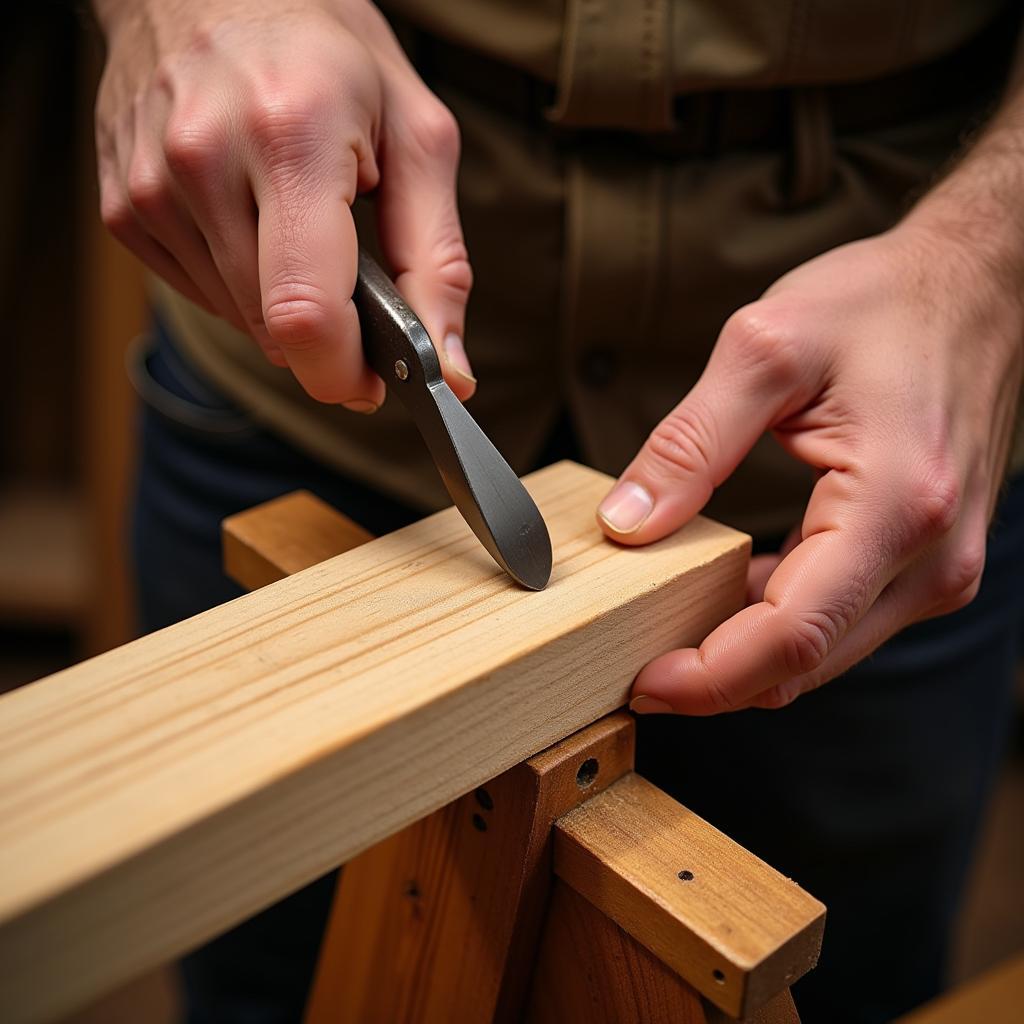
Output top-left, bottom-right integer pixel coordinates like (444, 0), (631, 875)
(304, 713), (636, 1023)
(524, 880), (710, 1024)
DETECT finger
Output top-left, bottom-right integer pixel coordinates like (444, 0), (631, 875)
(156, 107), (297, 368)
(124, 161), (258, 332)
(126, 92), (260, 337)
(377, 91), (475, 400)
(629, 450), (968, 715)
(99, 169), (219, 317)
(597, 307), (822, 543)
(741, 525), (985, 711)
(252, 141), (383, 408)
(630, 532), (886, 715)
(99, 106), (226, 320)
(746, 524), (802, 604)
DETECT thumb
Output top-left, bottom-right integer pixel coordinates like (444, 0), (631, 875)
(377, 94), (475, 400)
(597, 309), (809, 545)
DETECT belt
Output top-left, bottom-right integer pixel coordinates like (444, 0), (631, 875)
(410, 8), (1019, 157)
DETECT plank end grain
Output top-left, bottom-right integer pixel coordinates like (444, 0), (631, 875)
(0, 461), (750, 1023)
(223, 489), (373, 589)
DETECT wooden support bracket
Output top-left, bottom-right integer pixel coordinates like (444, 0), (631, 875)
(554, 774), (825, 1017)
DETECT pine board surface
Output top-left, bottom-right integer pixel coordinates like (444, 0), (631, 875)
(0, 461), (749, 1022)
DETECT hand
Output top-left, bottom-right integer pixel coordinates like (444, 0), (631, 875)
(94, 0), (475, 410)
(596, 224), (1023, 714)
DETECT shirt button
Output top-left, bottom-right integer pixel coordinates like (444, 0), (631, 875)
(579, 348), (619, 388)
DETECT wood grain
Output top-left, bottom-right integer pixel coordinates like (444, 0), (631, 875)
(554, 773), (824, 1017)
(306, 713), (636, 1024)
(0, 460), (749, 1023)
(224, 490), (373, 590)
(525, 880), (710, 1024)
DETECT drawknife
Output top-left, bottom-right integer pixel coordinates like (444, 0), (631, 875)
(354, 251), (552, 591)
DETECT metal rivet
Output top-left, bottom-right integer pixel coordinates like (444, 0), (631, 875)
(394, 359), (409, 381)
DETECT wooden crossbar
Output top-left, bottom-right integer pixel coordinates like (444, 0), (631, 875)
(0, 461), (749, 1022)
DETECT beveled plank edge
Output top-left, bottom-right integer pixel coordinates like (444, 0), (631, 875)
(0, 531), (750, 1022)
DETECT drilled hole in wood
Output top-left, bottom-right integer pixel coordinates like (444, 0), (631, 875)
(576, 758), (599, 788)
(471, 813), (488, 832)
(474, 787), (494, 811)
(678, 870), (694, 881)
(712, 969), (725, 984)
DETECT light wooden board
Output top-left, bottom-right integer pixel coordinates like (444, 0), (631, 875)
(554, 773), (825, 1017)
(895, 951), (1024, 1024)
(0, 460), (749, 1023)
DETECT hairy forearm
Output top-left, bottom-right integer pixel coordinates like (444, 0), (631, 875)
(904, 39), (1024, 293)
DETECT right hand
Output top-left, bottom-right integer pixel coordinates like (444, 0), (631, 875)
(94, 0), (475, 410)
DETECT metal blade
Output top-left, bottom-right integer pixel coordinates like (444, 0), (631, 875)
(354, 252), (552, 590)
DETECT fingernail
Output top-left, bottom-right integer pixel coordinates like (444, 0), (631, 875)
(342, 399), (379, 415)
(629, 695), (674, 715)
(444, 332), (476, 384)
(597, 481), (654, 534)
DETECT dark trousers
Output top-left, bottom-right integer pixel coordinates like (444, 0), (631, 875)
(132, 322), (1024, 1024)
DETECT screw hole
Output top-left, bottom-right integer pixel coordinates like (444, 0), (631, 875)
(678, 870), (694, 881)
(471, 813), (488, 832)
(576, 758), (599, 788)
(712, 969), (725, 984)
(475, 787), (494, 811)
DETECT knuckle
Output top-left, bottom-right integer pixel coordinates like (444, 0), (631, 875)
(934, 543), (986, 607)
(247, 92), (324, 161)
(125, 160), (169, 218)
(434, 242), (473, 298)
(702, 672), (740, 714)
(99, 188), (134, 240)
(902, 467), (961, 543)
(644, 404), (717, 484)
(408, 99), (460, 161)
(759, 682), (802, 710)
(163, 115), (222, 181)
(779, 611), (839, 676)
(262, 292), (332, 350)
(722, 305), (802, 387)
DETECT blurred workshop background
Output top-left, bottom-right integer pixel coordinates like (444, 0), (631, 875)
(0, 4), (1021, 1022)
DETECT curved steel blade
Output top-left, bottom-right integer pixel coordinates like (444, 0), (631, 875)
(354, 252), (552, 590)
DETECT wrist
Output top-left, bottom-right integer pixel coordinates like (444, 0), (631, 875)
(895, 209), (1024, 335)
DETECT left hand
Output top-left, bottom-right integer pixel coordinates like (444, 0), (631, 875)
(596, 223), (1023, 714)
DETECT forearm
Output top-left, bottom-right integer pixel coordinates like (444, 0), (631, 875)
(903, 38), (1024, 295)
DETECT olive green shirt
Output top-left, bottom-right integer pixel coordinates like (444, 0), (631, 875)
(155, 0), (1024, 536)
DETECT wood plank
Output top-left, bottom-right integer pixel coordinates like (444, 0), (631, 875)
(554, 773), (824, 1018)
(0, 460), (749, 1023)
(525, 880), (709, 1024)
(306, 713), (636, 1024)
(223, 490), (373, 590)
(895, 951), (1024, 1024)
